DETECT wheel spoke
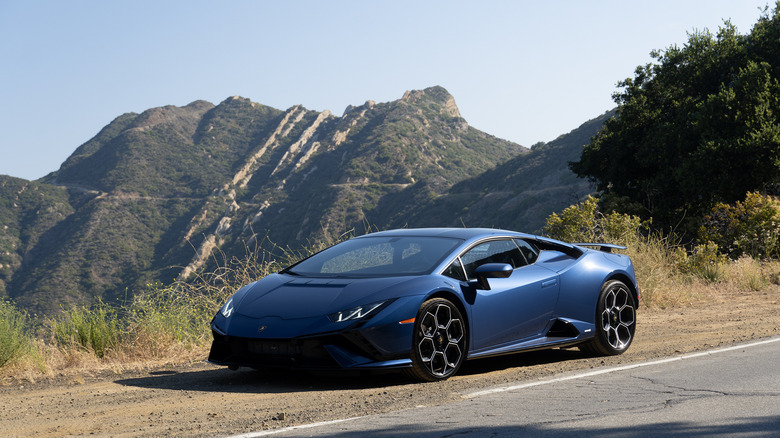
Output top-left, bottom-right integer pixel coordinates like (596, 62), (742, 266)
(601, 286), (635, 350)
(416, 303), (465, 377)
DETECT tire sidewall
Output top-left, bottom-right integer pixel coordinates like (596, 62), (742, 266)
(408, 298), (467, 381)
(593, 280), (636, 355)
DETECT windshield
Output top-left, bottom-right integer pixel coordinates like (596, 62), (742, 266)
(285, 236), (463, 277)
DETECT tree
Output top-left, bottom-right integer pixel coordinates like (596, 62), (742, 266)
(570, 4), (780, 232)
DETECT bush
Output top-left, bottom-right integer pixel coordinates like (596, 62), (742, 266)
(51, 300), (120, 358)
(543, 196), (600, 242)
(543, 197), (720, 307)
(0, 300), (30, 367)
(543, 195), (647, 245)
(673, 242), (728, 282)
(699, 192), (780, 259)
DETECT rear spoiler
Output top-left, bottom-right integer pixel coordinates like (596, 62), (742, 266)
(530, 237), (583, 258)
(573, 243), (627, 253)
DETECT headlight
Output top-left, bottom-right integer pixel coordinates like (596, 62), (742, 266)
(328, 300), (388, 323)
(220, 297), (234, 318)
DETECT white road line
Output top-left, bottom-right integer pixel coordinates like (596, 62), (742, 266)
(223, 336), (780, 438)
(225, 416), (368, 438)
(464, 336), (780, 398)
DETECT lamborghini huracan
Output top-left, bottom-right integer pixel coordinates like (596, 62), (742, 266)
(208, 228), (639, 381)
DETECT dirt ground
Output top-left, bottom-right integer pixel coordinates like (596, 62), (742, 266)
(1, 286), (778, 438)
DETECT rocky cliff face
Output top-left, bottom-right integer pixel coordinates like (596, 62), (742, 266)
(1, 86), (604, 315)
(174, 87), (525, 282)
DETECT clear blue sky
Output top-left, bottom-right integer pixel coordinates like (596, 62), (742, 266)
(0, 0), (771, 180)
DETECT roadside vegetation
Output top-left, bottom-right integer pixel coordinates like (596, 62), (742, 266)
(2, 197), (779, 380)
(544, 195), (780, 307)
(0, 245), (280, 380)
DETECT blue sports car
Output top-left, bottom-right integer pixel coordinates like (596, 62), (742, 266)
(208, 228), (639, 381)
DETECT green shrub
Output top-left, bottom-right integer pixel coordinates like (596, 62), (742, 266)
(699, 192), (780, 259)
(543, 196), (600, 242)
(51, 300), (120, 358)
(673, 242), (728, 282)
(543, 195), (647, 245)
(0, 300), (30, 367)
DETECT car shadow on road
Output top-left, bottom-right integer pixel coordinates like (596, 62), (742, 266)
(114, 365), (413, 394)
(458, 347), (588, 376)
(114, 348), (591, 394)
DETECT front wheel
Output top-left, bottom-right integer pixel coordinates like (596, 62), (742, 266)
(405, 298), (467, 382)
(580, 280), (636, 356)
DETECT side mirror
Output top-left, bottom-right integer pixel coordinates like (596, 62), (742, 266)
(473, 263), (513, 290)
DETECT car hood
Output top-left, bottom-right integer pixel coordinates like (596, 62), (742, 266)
(234, 274), (422, 319)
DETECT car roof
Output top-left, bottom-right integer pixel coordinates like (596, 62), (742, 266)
(359, 227), (534, 241)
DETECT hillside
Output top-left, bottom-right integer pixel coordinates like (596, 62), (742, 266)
(0, 86), (605, 315)
(389, 112), (609, 231)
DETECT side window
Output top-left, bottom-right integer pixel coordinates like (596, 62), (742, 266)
(514, 239), (539, 265)
(460, 239), (525, 280)
(442, 257), (467, 281)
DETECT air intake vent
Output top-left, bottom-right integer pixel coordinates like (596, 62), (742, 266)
(546, 319), (580, 338)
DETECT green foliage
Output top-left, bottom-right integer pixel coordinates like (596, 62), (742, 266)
(673, 242), (728, 282)
(699, 192), (780, 259)
(543, 196), (600, 242)
(51, 300), (120, 358)
(571, 6), (780, 229)
(0, 299), (31, 367)
(543, 196), (647, 245)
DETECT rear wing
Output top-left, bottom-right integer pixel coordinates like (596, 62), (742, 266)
(573, 243), (627, 253)
(530, 237), (583, 258)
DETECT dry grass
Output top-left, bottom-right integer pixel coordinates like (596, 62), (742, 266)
(631, 238), (780, 310)
(2, 229), (779, 383)
(1, 338), (210, 385)
(0, 237), (334, 383)
(725, 256), (780, 291)
(621, 236), (696, 308)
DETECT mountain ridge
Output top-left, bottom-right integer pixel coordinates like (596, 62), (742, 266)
(1, 86), (603, 315)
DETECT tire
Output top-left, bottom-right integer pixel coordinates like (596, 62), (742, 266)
(580, 280), (636, 356)
(404, 298), (467, 382)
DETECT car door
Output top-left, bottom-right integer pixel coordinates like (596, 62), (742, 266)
(451, 239), (560, 351)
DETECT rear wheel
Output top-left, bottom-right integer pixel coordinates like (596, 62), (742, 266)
(580, 280), (636, 356)
(405, 298), (467, 381)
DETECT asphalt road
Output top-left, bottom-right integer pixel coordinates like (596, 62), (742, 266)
(229, 337), (780, 438)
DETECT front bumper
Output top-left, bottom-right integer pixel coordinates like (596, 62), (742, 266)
(207, 326), (413, 370)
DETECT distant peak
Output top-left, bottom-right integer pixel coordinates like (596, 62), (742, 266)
(342, 100), (375, 116)
(218, 95), (253, 106)
(184, 100), (215, 111)
(401, 86), (460, 118)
